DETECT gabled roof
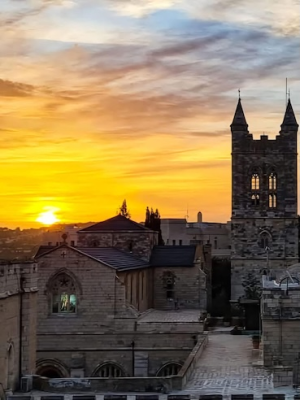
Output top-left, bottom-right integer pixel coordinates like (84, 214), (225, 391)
(150, 245), (197, 267)
(231, 98), (248, 130)
(281, 99), (298, 127)
(77, 215), (150, 233)
(35, 244), (149, 271)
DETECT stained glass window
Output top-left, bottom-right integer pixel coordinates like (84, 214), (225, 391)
(50, 273), (77, 313)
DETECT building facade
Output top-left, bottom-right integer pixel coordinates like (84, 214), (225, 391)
(35, 215), (210, 379)
(0, 261), (38, 394)
(231, 99), (299, 300)
(161, 213), (230, 258)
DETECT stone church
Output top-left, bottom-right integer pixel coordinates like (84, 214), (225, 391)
(231, 98), (299, 299)
(34, 215), (210, 379)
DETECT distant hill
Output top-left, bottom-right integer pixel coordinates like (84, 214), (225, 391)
(0, 222), (96, 261)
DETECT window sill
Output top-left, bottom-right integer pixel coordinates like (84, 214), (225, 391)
(49, 313), (78, 317)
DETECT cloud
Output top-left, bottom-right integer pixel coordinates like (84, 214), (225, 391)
(0, 79), (34, 97)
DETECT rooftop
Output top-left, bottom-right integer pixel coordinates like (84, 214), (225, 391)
(150, 245), (197, 267)
(77, 215), (151, 233)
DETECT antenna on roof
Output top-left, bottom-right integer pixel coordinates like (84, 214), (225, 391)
(238, 88), (241, 100)
(185, 204), (189, 222)
(286, 78), (288, 106)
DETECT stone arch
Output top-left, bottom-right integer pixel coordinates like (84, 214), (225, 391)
(36, 358), (69, 378)
(7, 340), (15, 389)
(46, 268), (82, 314)
(156, 361), (183, 377)
(91, 361), (126, 377)
(258, 229), (272, 250)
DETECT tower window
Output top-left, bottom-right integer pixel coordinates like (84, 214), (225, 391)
(259, 231), (271, 250)
(269, 194), (277, 208)
(269, 173), (277, 190)
(251, 194), (260, 206)
(251, 173), (260, 191)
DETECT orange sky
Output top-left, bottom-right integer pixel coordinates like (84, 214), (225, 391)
(0, 0), (299, 228)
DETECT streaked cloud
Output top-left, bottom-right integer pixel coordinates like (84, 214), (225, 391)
(0, 0), (299, 227)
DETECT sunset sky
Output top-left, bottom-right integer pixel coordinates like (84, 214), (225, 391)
(0, 0), (299, 228)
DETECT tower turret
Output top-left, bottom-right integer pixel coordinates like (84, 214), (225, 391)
(231, 98), (248, 133)
(280, 99), (298, 130)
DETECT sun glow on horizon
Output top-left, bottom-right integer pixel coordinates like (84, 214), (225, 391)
(36, 208), (60, 226)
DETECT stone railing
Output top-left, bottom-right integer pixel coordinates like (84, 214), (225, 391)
(28, 337), (208, 394)
(9, 393), (295, 400)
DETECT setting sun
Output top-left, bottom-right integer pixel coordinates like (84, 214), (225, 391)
(36, 209), (59, 226)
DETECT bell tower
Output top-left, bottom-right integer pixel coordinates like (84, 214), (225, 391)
(231, 98), (299, 300)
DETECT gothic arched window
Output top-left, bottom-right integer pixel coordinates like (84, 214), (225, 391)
(269, 194), (277, 208)
(268, 172), (277, 208)
(251, 173), (260, 191)
(50, 273), (77, 313)
(269, 172), (277, 190)
(259, 231), (271, 250)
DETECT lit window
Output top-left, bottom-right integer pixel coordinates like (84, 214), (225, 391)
(51, 273), (77, 313)
(269, 194), (277, 208)
(269, 173), (277, 190)
(251, 173), (260, 190)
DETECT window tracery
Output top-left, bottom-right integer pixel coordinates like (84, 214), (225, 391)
(268, 172), (277, 208)
(156, 363), (182, 377)
(94, 363), (124, 377)
(50, 273), (77, 313)
(251, 173), (260, 191)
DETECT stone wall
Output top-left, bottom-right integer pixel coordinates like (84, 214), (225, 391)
(262, 286), (300, 375)
(153, 266), (206, 310)
(231, 121), (298, 299)
(37, 247), (198, 378)
(0, 262), (38, 391)
(77, 231), (158, 260)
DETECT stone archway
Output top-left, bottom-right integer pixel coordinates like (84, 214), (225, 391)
(36, 359), (69, 378)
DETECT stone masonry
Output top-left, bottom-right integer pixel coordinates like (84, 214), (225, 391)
(0, 261), (38, 392)
(231, 99), (299, 299)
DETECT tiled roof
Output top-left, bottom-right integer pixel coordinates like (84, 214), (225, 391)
(150, 245), (196, 267)
(77, 247), (149, 270)
(35, 245), (55, 258)
(35, 244), (149, 271)
(77, 215), (150, 232)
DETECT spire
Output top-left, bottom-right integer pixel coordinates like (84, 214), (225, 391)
(231, 98), (248, 131)
(281, 99), (298, 128)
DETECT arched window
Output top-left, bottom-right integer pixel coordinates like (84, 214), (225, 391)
(50, 273), (77, 313)
(156, 362), (182, 377)
(251, 194), (260, 206)
(269, 194), (277, 208)
(251, 173), (259, 191)
(259, 231), (271, 250)
(269, 172), (277, 190)
(93, 363), (125, 377)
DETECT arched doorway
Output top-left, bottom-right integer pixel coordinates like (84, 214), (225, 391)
(36, 366), (63, 378)
(36, 359), (69, 378)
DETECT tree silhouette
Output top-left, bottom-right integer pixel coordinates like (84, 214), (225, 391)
(145, 207), (164, 245)
(119, 199), (131, 219)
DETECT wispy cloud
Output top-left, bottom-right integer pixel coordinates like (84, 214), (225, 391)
(0, 0), (298, 227)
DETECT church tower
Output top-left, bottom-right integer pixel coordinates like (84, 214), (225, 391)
(231, 97), (299, 300)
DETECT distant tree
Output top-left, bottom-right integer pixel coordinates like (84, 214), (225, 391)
(241, 272), (261, 300)
(119, 199), (131, 219)
(145, 207), (164, 245)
